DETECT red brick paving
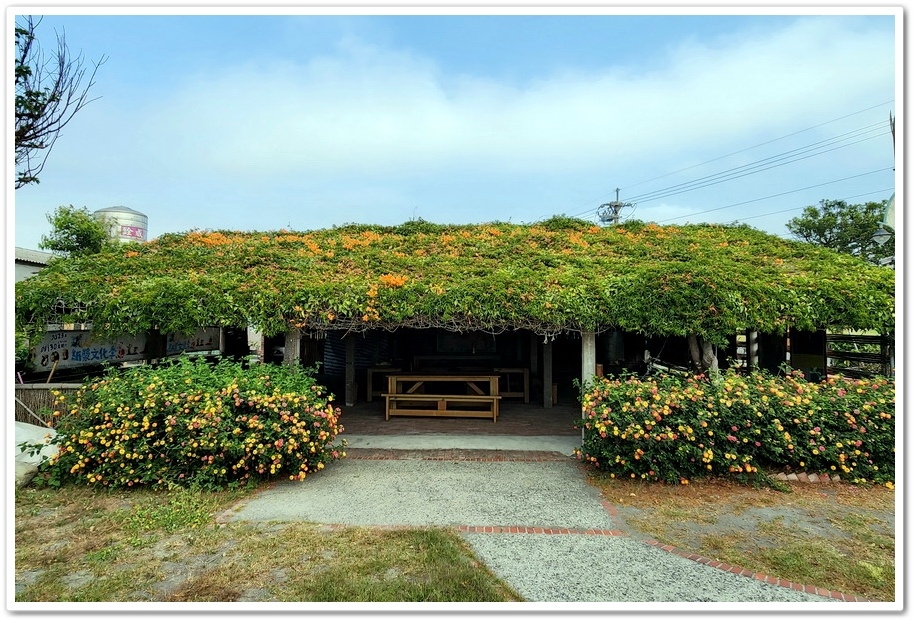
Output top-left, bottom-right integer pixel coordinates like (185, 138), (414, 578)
(336, 399), (583, 437)
(457, 525), (626, 536)
(345, 448), (570, 462)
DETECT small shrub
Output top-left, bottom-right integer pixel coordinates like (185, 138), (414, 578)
(28, 356), (346, 491)
(576, 368), (894, 487)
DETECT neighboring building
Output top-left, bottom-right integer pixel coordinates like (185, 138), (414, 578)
(15, 247), (54, 282)
(16, 205), (147, 281)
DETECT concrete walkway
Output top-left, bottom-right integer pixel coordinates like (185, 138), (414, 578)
(219, 432), (859, 605)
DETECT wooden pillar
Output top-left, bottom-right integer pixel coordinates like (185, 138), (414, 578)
(747, 330), (759, 368)
(283, 328), (301, 366)
(884, 333), (894, 377)
(529, 333), (539, 374)
(581, 330), (596, 386)
(345, 333), (357, 407)
(581, 330), (597, 443)
(542, 338), (553, 409)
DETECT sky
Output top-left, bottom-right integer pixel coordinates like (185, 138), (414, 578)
(9, 5), (900, 251)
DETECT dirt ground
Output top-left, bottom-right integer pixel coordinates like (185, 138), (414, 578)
(594, 475), (896, 556)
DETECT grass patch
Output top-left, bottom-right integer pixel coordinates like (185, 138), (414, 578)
(15, 484), (520, 603)
(588, 473), (896, 602)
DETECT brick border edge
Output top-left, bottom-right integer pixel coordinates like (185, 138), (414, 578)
(640, 539), (871, 602)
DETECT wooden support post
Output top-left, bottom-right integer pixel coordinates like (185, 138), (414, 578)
(580, 330), (597, 443)
(542, 338), (553, 409)
(46, 360), (59, 383)
(530, 333), (539, 375)
(581, 330), (596, 386)
(283, 328), (301, 367)
(345, 333), (357, 407)
(884, 333), (894, 377)
(748, 330), (759, 368)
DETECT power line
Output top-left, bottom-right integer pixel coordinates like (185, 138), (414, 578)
(655, 168), (893, 223)
(563, 101), (895, 221)
(623, 122), (887, 204)
(738, 187), (894, 223)
(618, 99), (895, 193)
(569, 121), (888, 223)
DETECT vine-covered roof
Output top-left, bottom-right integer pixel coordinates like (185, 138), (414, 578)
(15, 217), (895, 343)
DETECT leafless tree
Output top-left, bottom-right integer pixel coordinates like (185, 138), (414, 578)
(15, 15), (106, 188)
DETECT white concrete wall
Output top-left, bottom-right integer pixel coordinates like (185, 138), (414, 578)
(15, 262), (44, 282)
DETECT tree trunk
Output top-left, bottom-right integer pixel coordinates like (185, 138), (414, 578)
(688, 334), (719, 376)
(688, 334), (703, 373)
(702, 339), (719, 376)
(283, 328), (301, 367)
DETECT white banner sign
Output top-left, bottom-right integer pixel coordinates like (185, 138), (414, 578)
(166, 328), (220, 355)
(29, 327), (222, 371)
(29, 330), (149, 371)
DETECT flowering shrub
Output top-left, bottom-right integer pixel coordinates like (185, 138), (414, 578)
(29, 356), (346, 491)
(576, 368), (894, 487)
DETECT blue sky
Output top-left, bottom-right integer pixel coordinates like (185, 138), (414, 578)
(10, 7), (899, 250)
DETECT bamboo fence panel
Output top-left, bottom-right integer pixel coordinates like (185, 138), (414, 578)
(14, 384), (81, 428)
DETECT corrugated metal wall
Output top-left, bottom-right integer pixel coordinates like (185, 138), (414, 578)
(322, 331), (392, 400)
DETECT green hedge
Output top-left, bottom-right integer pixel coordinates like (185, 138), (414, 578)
(16, 220), (894, 344)
(576, 368), (895, 488)
(26, 356), (346, 491)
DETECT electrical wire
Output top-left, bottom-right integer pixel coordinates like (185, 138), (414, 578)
(623, 122), (887, 204)
(654, 167), (892, 223)
(738, 187), (894, 222)
(560, 100), (895, 221)
(566, 121), (887, 220)
(620, 99), (894, 193)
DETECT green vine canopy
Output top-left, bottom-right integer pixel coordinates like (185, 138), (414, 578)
(15, 217), (895, 345)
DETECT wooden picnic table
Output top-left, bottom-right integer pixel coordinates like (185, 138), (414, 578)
(383, 374), (501, 422)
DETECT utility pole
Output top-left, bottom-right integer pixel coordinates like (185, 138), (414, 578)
(597, 188), (635, 226)
(873, 110), (895, 267)
(890, 110), (895, 152)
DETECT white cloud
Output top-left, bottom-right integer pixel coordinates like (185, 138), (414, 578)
(125, 16), (890, 185)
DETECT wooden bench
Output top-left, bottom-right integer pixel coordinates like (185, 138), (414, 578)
(383, 394), (501, 422)
(494, 367), (530, 403)
(384, 374), (501, 422)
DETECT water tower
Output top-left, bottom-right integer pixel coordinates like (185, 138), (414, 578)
(93, 205), (148, 243)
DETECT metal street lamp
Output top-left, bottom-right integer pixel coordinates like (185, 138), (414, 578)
(872, 226), (893, 246)
(872, 191), (895, 266)
(872, 226), (894, 266)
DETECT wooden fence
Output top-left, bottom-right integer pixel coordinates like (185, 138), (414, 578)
(14, 384), (81, 428)
(826, 333), (894, 378)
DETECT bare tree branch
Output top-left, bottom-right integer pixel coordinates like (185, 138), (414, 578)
(15, 15), (107, 188)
